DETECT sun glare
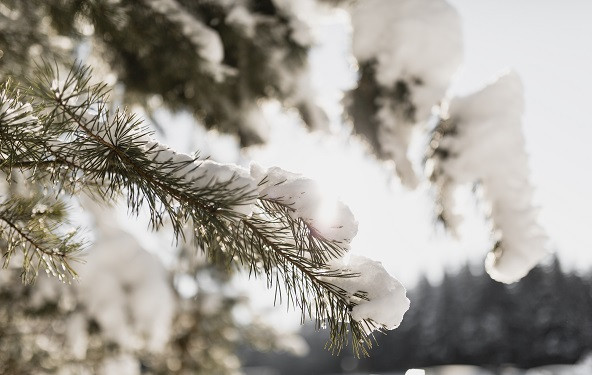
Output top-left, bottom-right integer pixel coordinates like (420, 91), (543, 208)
(314, 191), (340, 230)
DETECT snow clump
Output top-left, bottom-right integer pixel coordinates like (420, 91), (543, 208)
(428, 71), (549, 283)
(325, 255), (410, 330)
(350, 0), (462, 187)
(0, 89), (38, 127)
(77, 226), (176, 353)
(142, 140), (258, 217)
(251, 164), (358, 250)
(143, 0), (225, 78)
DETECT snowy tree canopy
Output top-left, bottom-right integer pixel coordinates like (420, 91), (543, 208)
(0, 0), (552, 372)
(0, 0), (328, 145)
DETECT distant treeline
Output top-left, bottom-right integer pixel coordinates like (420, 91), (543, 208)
(241, 257), (592, 374)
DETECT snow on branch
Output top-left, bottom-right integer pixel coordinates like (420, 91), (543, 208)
(0, 62), (410, 356)
(349, 0), (462, 187)
(323, 255), (410, 332)
(0, 82), (43, 164)
(271, 0), (316, 46)
(426, 72), (549, 283)
(143, 0), (226, 78)
(251, 164), (358, 251)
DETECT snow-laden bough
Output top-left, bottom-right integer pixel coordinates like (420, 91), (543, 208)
(427, 71), (549, 283)
(324, 255), (410, 331)
(350, 0), (463, 187)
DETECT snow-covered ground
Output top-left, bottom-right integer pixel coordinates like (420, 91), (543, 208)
(417, 356), (592, 375)
(243, 353), (592, 375)
(318, 355), (592, 375)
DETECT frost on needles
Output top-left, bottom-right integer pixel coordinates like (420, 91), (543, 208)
(0, 62), (409, 356)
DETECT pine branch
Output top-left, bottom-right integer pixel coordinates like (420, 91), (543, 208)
(0, 197), (83, 283)
(240, 204), (375, 355)
(0, 62), (385, 355)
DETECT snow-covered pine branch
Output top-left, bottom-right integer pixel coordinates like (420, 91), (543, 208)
(347, 0), (463, 188)
(0, 62), (409, 356)
(426, 72), (549, 283)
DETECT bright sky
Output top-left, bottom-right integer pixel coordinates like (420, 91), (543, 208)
(248, 2), (592, 287)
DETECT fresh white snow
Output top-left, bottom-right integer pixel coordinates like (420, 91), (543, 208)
(28, 204), (176, 366)
(143, 0), (226, 78)
(325, 254), (410, 330)
(251, 164), (358, 249)
(350, 0), (463, 187)
(431, 72), (549, 283)
(0, 88), (37, 127)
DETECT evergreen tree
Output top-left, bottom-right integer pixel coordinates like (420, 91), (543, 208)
(0, 0), (553, 373)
